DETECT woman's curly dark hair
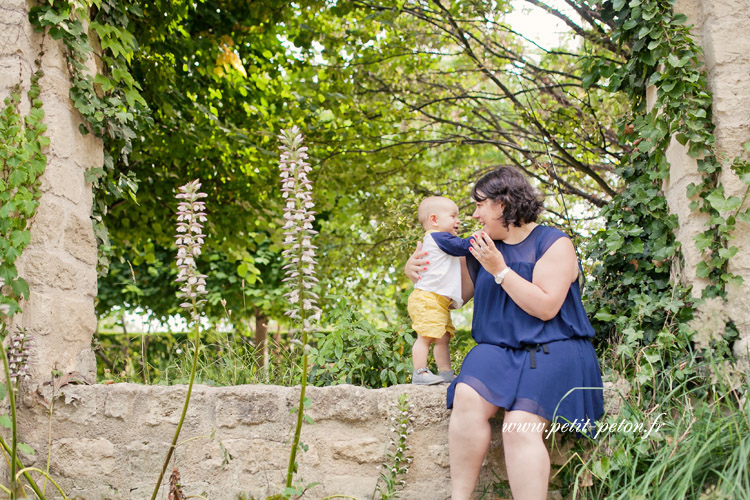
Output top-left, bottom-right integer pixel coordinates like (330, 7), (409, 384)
(471, 167), (544, 227)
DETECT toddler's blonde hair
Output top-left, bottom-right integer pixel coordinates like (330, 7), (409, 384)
(417, 196), (454, 230)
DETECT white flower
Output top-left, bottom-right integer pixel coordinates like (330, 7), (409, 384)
(279, 126), (321, 326)
(175, 179), (208, 321)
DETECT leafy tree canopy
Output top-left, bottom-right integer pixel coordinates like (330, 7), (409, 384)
(97, 0), (630, 327)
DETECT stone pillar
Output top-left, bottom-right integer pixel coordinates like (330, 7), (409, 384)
(667, 0), (750, 358)
(0, 0), (100, 382)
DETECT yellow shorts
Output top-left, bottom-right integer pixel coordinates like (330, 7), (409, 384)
(407, 289), (455, 339)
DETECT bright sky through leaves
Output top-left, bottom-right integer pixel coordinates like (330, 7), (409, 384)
(507, 0), (580, 50)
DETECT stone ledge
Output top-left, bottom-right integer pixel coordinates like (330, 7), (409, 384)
(13, 382), (578, 500)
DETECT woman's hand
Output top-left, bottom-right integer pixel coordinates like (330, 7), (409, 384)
(469, 231), (507, 276)
(405, 241), (429, 283)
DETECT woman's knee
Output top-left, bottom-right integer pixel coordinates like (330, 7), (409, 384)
(501, 410), (549, 445)
(453, 383), (498, 420)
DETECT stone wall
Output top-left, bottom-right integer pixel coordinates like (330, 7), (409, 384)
(2, 0), (749, 498)
(666, 0), (750, 358)
(0, 0), (100, 383)
(14, 383), (572, 499)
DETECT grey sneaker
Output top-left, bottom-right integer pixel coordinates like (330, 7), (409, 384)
(412, 368), (443, 385)
(438, 370), (456, 383)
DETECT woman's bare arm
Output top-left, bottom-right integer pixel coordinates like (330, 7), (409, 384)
(460, 257), (474, 305)
(404, 241), (428, 283)
(470, 233), (577, 321)
(499, 238), (577, 320)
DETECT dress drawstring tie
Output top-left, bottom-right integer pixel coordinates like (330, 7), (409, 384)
(523, 343), (549, 369)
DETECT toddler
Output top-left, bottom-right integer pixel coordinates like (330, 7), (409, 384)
(408, 196), (472, 385)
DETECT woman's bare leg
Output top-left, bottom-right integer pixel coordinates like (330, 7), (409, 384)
(502, 410), (550, 500)
(449, 383), (499, 500)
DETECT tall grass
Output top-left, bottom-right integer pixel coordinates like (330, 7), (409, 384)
(568, 386), (749, 499)
(157, 335), (304, 387)
(558, 312), (750, 500)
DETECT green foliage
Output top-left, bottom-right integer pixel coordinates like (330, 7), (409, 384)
(152, 334), (303, 387)
(561, 2), (750, 498)
(308, 298), (415, 388)
(29, 0), (150, 274)
(587, 0), (750, 350)
(560, 334), (749, 499)
(85, 0), (632, 331)
(585, 0), (690, 357)
(0, 70), (48, 317)
(96, 237), (287, 324)
(92, 0), (342, 331)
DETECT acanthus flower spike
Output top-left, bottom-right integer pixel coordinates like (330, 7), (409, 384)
(278, 126), (322, 324)
(7, 329), (33, 387)
(175, 179), (208, 322)
(279, 126), (322, 489)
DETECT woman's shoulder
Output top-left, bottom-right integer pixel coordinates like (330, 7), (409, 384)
(534, 225), (571, 256)
(535, 224), (569, 238)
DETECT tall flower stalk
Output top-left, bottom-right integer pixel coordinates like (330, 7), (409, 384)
(151, 180), (207, 500)
(279, 126), (321, 490)
(0, 278), (36, 499)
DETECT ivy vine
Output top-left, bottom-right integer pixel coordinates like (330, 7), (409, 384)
(0, 68), (49, 317)
(586, 0), (749, 371)
(29, 0), (150, 274)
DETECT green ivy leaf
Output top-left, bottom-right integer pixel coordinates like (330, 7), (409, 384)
(8, 168), (27, 187)
(718, 246), (738, 260)
(696, 261), (711, 278)
(694, 232), (713, 251)
(17, 442), (35, 456)
(671, 13), (688, 25)
(9, 230), (30, 248)
(10, 277), (30, 300)
(737, 209), (750, 223)
(594, 308), (617, 322)
(706, 191), (741, 213)
(0, 414), (11, 429)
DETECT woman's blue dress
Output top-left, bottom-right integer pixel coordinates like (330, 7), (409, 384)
(447, 225), (604, 431)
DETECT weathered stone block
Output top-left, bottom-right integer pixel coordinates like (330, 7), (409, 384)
(220, 437), (288, 475)
(30, 341), (95, 381)
(28, 195), (66, 248)
(427, 442), (451, 468)
(0, 55), (29, 95)
(140, 385), (200, 427)
(39, 161), (85, 206)
(20, 250), (84, 290)
(305, 383), (388, 422)
(64, 211), (98, 265)
(103, 384), (136, 420)
(48, 387), (99, 424)
(51, 437), (116, 478)
(216, 385), (288, 427)
(332, 436), (384, 464)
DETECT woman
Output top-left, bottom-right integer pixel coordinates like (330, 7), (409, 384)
(405, 167), (603, 500)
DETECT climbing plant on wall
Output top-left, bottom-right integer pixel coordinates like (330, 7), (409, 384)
(0, 68), (49, 317)
(586, 0), (750, 369)
(29, 0), (150, 274)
